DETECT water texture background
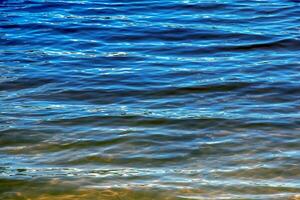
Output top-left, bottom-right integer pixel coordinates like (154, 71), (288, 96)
(0, 0), (300, 199)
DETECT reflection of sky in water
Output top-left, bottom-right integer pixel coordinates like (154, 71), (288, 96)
(0, 0), (300, 199)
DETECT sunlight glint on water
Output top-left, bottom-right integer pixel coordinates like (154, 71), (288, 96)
(0, 0), (300, 199)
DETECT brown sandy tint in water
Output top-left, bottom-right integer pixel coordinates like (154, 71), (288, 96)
(1, 178), (300, 200)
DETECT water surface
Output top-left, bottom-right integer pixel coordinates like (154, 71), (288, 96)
(1, 0), (300, 199)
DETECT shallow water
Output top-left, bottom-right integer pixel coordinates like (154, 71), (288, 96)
(1, 0), (300, 199)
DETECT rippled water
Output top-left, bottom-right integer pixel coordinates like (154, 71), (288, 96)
(1, 0), (300, 199)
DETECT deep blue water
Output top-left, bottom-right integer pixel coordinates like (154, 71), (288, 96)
(1, 0), (300, 199)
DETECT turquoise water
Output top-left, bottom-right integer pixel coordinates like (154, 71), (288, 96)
(0, 0), (300, 199)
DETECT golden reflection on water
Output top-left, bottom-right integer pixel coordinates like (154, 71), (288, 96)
(2, 179), (300, 200)
(3, 190), (300, 200)
(3, 188), (175, 200)
(0, 178), (206, 200)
